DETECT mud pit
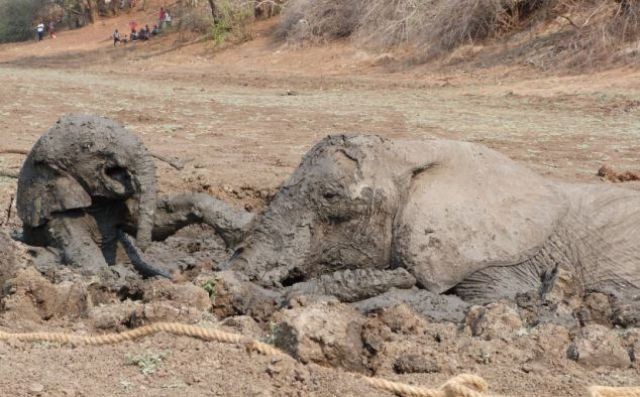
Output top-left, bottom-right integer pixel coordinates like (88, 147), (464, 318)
(2, 17), (640, 396)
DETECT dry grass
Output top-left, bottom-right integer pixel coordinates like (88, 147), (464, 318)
(277, 0), (640, 70)
(276, 0), (361, 44)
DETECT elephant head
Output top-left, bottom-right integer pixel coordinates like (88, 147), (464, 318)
(17, 114), (157, 250)
(225, 134), (566, 293)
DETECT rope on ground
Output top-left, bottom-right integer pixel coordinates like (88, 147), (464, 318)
(0, 322), (638, 397)
(361, 373), (489, 397)
(0, 322), (491, 396)
(589, 386), (640, 397)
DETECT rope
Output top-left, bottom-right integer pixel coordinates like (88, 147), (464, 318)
(0, 322), (638, 397)
(589, 386), (640, 397)
(360, 373), (489, 397)
(0, 322), (283, 356)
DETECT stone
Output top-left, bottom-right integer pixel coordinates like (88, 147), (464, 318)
(393, 354), (440, 374)
(271, 302), (367, 371)
(567, 324), (631, 368)
(464, 302), (523, 340)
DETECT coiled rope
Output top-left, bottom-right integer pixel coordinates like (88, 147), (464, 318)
(0, 322), (637, 397)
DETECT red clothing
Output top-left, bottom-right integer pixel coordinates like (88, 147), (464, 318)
(159, 10), (166, 21)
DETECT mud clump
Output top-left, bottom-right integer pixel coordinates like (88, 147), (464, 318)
(0, 230), (16, 287)
(598, 164), (640, 182)
(271, 302), (368, 372)
(0, 266), (214, 330)
(567, 324), (632, 368)
(464, 302), (524, 340)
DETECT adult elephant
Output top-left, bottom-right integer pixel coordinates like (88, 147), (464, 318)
(17, 115), (251, 278)
(224, 135), (640, 304)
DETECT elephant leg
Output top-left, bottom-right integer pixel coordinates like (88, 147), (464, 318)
(47, 212), (108, 276)
(152, 193), (254, 247)
(284, 268), (416, 303)
(452, 259), (555, 304)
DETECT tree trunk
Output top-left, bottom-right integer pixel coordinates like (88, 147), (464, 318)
(83, 0), (98, 24)
(208, 0), (218, 22)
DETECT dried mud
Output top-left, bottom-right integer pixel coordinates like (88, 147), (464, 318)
(1, 10), (640, 396)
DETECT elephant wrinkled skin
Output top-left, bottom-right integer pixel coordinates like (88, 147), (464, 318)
(225, 135), (640, 304)
(17, 115), (252, 278)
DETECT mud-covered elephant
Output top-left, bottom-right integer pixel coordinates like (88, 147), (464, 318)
(225, 134), (640, 304)
(17, 115), (251, 278)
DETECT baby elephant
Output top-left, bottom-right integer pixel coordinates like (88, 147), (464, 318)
(226, 134), (640, 305)
(17, 115), (251, 278)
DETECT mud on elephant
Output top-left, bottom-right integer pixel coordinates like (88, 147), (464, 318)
(17, 115), (252, 278)
(225, 134), (640, 307)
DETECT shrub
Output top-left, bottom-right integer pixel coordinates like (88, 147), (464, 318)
(277, 0), (640, 70)
(210, 0), (254, 44)
(176, 0), (254, 44)
(0, 0), (44, 43)
(276, 0), (361, 44)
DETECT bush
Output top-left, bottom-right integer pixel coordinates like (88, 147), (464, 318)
(210, 0), (254, 44)
(355, 0), (440, 48)
(0, 0), (44, 43)
(277, 0), (640, 70)
(176, 0), (254, 44)
(276, 0), (361, 44)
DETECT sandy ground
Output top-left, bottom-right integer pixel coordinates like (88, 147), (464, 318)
(1, 6), (640, 397)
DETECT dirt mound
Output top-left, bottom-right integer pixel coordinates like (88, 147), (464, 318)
(598, 164), (640, 182)
(0, 229), (15, 277)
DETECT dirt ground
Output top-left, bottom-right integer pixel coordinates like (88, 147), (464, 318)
(1, 6), (640, 397)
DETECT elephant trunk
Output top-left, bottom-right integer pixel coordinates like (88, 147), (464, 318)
(133, 148), (157, 251)
(224, 186), (314, 288)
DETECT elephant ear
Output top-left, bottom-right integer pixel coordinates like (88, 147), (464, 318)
(17, 162), (91, 227)
(392, 140), (567, 293)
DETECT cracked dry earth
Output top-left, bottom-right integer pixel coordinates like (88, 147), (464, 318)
(1, 22), (640, 397)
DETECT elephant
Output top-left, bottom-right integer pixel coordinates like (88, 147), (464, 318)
(224, 134), (640, 305)
(17, 115), (252, 278)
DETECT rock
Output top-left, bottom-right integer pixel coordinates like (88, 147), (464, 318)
(28, 383), (44, 395)
(89, 301), (142, 330)
(271, 302), (367, 371)
(464, 303), (523, 340)
(142, 279), (211, 312)
(220, 315), (264, 339)
(1, 268), (88, 322)
(0, 230), (16, 287)
(567, 324), (631, 368)
(528, 323), (571, 359)
(612, 301), (640, 327)
(361, 317), (393, 356)
(208, 271), (279, 321)
(583, 292), (613, 325)
(393, 354), (440, 374)
(622, 328), (640, 367)
(376, 303), (429, 335)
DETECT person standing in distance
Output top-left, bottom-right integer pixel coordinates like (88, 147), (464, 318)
(36, 22), (45, 41)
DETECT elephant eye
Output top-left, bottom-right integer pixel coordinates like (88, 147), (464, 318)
(323, 191), (338, 201)
(105, 166), (128, 180)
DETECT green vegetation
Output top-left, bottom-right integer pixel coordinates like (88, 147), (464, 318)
(125, 350), (171, 375)
(202, 277), (218, 303)
(209, 0), (254, 44)
(0, 0), (43, 43)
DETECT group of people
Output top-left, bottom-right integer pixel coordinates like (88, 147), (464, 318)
(113, 7), (172, 47)
(36, 21), (56, 41)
